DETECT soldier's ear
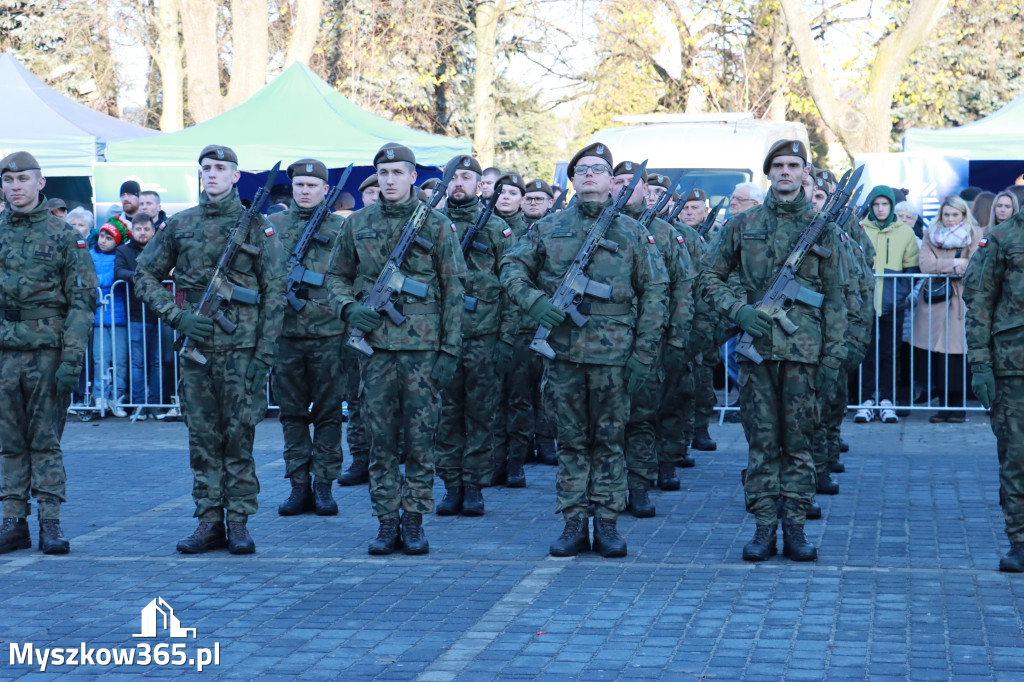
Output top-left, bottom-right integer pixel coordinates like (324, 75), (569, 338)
(38, 175), (47, 192)
(231, 170), (241, 185)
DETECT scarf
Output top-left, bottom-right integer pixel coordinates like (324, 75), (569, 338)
(929, 221), (971, 250)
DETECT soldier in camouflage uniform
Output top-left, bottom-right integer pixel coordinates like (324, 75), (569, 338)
(501, 142), (668, 558)
(270, 159), (349, 517)
(613, 161), (696, 518)
(964, 210), (1024, 572)
(700, 140), (847, 562)
(135, 145), (286, 555)
(327, 143), (466, 556)
(435, 155), (514, 515)
(0, 151), (98, 555)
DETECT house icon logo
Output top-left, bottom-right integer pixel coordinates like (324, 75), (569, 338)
(133, 597), (197, 639)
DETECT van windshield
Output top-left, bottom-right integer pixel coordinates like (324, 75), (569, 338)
(651, 168), (751, 206)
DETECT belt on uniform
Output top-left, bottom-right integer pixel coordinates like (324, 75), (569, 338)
(295, 289), (328, 300)
(398, 301), (439, 315)
(0, 307), (62, 322)
(578, 301), (631, 316)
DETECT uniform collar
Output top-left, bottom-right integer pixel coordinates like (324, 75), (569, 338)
(200, 186), (242, 218)
(446, 196), (480, 223)
(290, 199), (320, 220)
(765, 187), (809, 216)
(378, 192), (419, 218)
(577, 197), (612, 219)
(5, 194), (53, 226)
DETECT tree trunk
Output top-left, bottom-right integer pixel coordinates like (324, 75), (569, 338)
(225, 0), (268, 109)
(284, 0), (323, 66)
(766, 2), (787, 121)
(473, 0), (503, 166)
(153, 0), (184, 131)
(180, 0), (223, 122)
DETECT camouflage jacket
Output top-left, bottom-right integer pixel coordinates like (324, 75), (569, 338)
(624, 205), (695, 351)
(498, 209), (526, 239)
(0, 196), (98, 365)
(500, 197), (669, 366)
(445, 197), (514, 339)
(327, 193), (467, 356)
(964, 215), (1024, 375)
(134, 187), (286, 365)
(839, 227), (874, 354)
(699, 189), (848, 367)
(269, 201), (347, 339)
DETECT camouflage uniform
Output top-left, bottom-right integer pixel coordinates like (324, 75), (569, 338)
(0, 198), (98, 519)
(135, 187), (285, 522)
(501, 199), (668, 519)
(622, 206), (696, 489)
(699, 189), (847, 525)
(964, 216), (1024, 546)
(435, 197), (513, 488)
(327, 193), (466, 519)
(269, 201), (350, 485)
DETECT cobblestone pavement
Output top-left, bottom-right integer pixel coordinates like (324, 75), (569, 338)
(2, 410), (1023, 680)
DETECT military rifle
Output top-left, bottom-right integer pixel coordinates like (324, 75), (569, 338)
(733, 164), (865, 364)
(544, 189), (567, 217)
(529, 160), (648, 360)
(664, 188), (689, 224)
(835, 185), (863, 228)
(285, 164), (353, 311)
(638, 180), (694, 231)
(345, 163), (455, 357)
(461, 180), (505, 312)
(696, 197), (727, 239)
(180, 160), (281, 366)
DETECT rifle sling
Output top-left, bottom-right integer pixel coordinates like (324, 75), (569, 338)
(577, 301), (631, 316)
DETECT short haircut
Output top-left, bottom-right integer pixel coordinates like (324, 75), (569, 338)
(334, 191), (356, 210)
(66, 206), (94, 224)
(893, 201), (918, 220)
(734, 182), (765, 203)
(482, 167), (502, 178)
(141, 190), (161, 202)
(132, 212), (153, 226)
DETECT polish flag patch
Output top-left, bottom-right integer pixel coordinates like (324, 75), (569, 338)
(503, 227), (513, 237)
(647, 235), (656, 244)
(76, 239), (87, 249)
(264, 226), (275, 237)
(676, 235), (684, 244)
(978, 238), (988, 247)
(451, 223), (458, 232)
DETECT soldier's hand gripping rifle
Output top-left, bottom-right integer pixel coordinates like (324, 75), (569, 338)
(529, 160), (648, 360)
(286, 164), (353, 311)
(345, 163), (456, 356)
(696, 197), (727, 238)
(733, 164), (864, 364)
(460, 180), (504, 312)
(179, 160), (282, 366)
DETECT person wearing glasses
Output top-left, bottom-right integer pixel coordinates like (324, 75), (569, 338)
(501, 142), (669, 558)
(729, 183), (765, 217)
(522, 180), (554, 223)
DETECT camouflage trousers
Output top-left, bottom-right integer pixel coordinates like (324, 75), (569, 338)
(992, 376), (1024, 542)
(0, 349), (69, 519)
(813, 372), (849, 473)
(694, 351), (719, 430)
(507, 331), (555, 460)
(179, 349), (263, 523)
(361, 350), (440, 519)
(272, 334), (346, 484)
(738, 360), (818, 525)
(626, 353), (665, 489)
(436, 334), (501, 487)
(544, 360), (628, 520)
(658, 359), (695, 465)
(342, 351), (369, 466)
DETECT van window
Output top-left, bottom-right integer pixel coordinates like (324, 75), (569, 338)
(651, 169), (752, 205)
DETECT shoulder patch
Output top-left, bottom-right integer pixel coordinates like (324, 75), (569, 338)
(647, 234), (656, 244)
(264, 226), (275, 237)
(978, 238), (988, 247)
(699, 236), (706, 243)
(676, 235), (684, 244)
(451, 223), (458, 232)
(503, 226), (513, 237)
(77, 238), (87, 249)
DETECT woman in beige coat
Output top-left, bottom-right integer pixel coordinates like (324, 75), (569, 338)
(912, 195), (981, 422)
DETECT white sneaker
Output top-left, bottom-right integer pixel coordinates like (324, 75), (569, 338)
(110, 398), (128, 418)
(157, 407), (181, 421)
(854, 399), (875, 423)
(879, 399), (899, 424)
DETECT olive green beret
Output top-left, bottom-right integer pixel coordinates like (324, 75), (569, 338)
(359, 174), (379, 192)
(198, 144), (239, 165)
(374, 143), (415, 168)
(448, 154), (482, 175)
(612, 160), (648, 182)
(763, 139), (808, 174)
(525, 179), (553, 197)
(496, 172), (526, 194)
(420, 178), (439, 191)
(568, 142), (613, 179)
(815, 169), (837, 186)
(287, 158), (328, 182)
(684, 188), (708, 203)
(0, 151), (40, 175)
(46, 197), (67, 210)
(648, 174), (671, 190)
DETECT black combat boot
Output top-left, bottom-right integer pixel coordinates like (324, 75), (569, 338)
(742, 524), (778, 562)
(401, 512), (429, 555)
(0, 518), (30, 554)
(490, 458), (508, 487)
(278, 480), (315, 516)
(176, 521), (227, 554)
(462, 486), (485, 516)
(592, 518), (628, 558)
(549, 516), (589, 557)
(816, 471), (839, 495)
(337, 457), (369, 486)
(313, 478), (338, 516)
(657, 462), (680, 491)
(38, 519), (70, 555)
(679, 447), (696, 468)
(536, 437), (558, 466)
(1000, 542), (1024, 573)
(806, 502), (822, 520)
(691, 426), (717, 451)
(782, 523), (817, 561)
(627, 488), (655, 518)
(436, 484), (464, 516)
(227, 520), (256, 555)
(506, 457), (526, 488)
(839, 439), (850, 453)
(829, 460), (845, 473)
(368, 517), (402, 555)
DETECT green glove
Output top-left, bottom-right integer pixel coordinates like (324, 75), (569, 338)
(527, 297), (566, 329)
(624, 355), (652, 394)
(177, 312), (215, 342)
(432, 351), (459, 390)
(845, 343), (867, 368)
(494, 340), (515, 375)
(972, 364), (996, 410)
(245, 358), (272, 395)
(663, 344), (690, 374)
(345, 303), (383, 333)
(815, 363), (840, 396)
(734, 305), (773, 338)
(55, 362), (80, 395)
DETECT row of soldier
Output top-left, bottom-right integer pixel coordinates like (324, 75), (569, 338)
(0, 139), (902, 563)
